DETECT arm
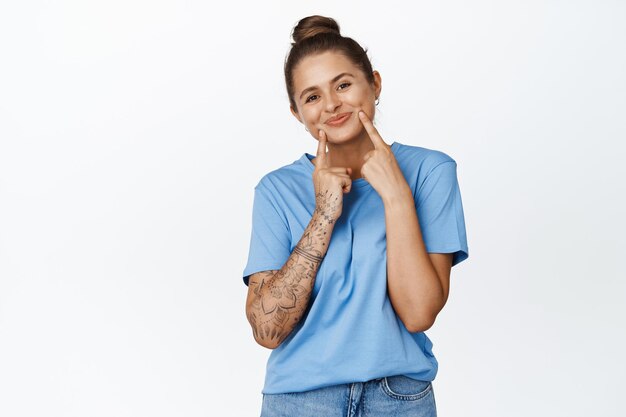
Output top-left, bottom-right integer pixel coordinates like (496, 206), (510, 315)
(383, 190), (452, 332)
(357, 111), (453, 332)
(245, 129), (351, 349)
(245, 210), (335, 349)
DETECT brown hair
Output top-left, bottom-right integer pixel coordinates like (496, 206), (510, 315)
(284, 15), (375, 110)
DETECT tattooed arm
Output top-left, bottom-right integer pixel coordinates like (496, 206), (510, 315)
(245, 209), (335, 349)
(245, 130), (351, 349)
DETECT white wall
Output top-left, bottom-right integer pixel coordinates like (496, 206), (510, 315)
(1, 1), (624, 416)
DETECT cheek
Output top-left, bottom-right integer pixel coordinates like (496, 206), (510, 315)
(351, 92), (375, 112)
(302, 108), (321, 125)
(360, 102), (376, 121)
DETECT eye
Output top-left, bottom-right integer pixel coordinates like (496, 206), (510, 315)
(338, 82), (351, 90)
(305, 94), (319, 103)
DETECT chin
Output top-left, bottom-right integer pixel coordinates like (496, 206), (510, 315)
(327, 127), (363, 144)
(324, 124), (361, 142)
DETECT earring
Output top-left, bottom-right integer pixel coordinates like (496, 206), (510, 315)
(375, 97), (380, 106)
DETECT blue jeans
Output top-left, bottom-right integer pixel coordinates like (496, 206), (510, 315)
(261, 375), (437, 417)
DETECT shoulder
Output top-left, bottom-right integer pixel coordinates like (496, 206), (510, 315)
(392, 142), (457, 177)
(257, 154), (313, 187)
(255, 154), (312, 193)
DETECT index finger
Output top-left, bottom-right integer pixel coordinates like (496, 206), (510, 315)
(316, 129), (328, 166)
(358, 111), (387, 149)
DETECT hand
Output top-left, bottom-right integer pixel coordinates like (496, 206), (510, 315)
(358, 111), (411, 202)
(312, 130), (352, 223)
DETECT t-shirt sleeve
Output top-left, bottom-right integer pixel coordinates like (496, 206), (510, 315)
(242, 183), (292, 286)
(415, 160), (469, 266)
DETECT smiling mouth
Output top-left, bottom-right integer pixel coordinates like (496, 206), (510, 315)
(325, 112), (352, 126)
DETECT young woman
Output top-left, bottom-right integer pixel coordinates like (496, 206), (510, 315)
(242, 15), (469, 417)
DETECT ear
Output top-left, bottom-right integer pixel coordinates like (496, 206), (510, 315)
(290, 106), (303, 124)
(372, 70), (382, 99)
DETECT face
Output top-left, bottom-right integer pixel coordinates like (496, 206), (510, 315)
(290, 51), (381, 144)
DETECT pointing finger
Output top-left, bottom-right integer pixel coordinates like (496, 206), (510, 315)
(358, 111), (387, 149)
(316, 130), (328, 167)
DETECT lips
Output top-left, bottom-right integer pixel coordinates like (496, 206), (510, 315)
(325, 112), (352, 125)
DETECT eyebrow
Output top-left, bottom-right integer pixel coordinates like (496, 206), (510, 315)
(299, 72), (355, 100)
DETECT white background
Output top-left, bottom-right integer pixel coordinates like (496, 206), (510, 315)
(1, 1), (625, 416)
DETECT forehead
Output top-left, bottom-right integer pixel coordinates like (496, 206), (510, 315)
(292, 51), (363, 91)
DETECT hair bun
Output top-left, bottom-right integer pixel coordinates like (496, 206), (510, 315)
(291, 15), (341, 44)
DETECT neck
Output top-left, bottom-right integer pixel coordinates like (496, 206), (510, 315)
(325, 131), (375, 180)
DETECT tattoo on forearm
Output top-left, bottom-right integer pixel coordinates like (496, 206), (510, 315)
(314, 190), (340, 225)
(247, 211), (333, 346)
(293, 245), (323, 263)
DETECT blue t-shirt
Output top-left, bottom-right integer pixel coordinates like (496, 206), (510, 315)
(243, 141), (469, 394)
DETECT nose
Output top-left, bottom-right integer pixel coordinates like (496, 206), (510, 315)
(325, 90), (341, 113)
